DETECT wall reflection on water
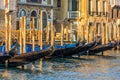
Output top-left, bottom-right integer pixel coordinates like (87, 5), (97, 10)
(0, 50), (120, 80)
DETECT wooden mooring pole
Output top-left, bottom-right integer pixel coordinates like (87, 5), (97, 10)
(113, 24), (117, 41)
(102, 23), (105, 44)
(19, 17), (23, 54)
(5, 12), (8, 52)
(46, 22), (50, 44)
(39, 11), (43, 50)
(70, 23), (72, 44)
(5, 7), (9, 68)
(8, 15), (11, 51)
(105, 23), (108, 44)
(32, 17), (35, 51)
(51, 24), (55, 46)
(89, 26), (92, 42)
(23, 16), (26, 53)
(61, 24), (64, 46)
(93, 22), (96, 41)
(66, 26), (69, 41)
(108, 24), (112, 41)
(85, 24), (89, 43)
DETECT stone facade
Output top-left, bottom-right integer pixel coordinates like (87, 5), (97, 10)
(53, 0), (69, 32)
(53, 0), (109, 42)
(107, 2), (120, 41)
(0, 10), (5, 29)
(17, 0), (53, 30)
(0, 9), (16, 30)
(0, 0), (54, 30)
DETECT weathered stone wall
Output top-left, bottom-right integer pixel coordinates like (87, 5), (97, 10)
(53, 0), (68, 22)
(0, 10), (5, 29)
(0, 10), (16, 30)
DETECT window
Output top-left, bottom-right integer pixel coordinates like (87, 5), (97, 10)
(117, 9), (119, 17)
(21, 0), (26, 2)
(103, 1), (106, 15)
(57, 0), (61, 7)
(20, 9), (26, 17)
(72, 0), (78, 11)
(30, 0), (38, 2)
(31, 11), (38, 29)
(96, 0), (100, 14)
(68, 0), (79, 11)
(88, 0), (92, 14)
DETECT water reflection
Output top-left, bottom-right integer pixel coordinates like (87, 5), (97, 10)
(0, 50), (120, 80)
(0, 69), (11, 79)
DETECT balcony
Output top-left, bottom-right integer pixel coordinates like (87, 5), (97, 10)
(67, 11), (80, 19)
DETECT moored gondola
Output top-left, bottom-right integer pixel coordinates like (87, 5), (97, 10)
(88, 42), (117, 55)
(0, 45), (18, 62)
(51, 41), (96, 58)
(0, 46), (54, 67)
(0, 54), (11, 62)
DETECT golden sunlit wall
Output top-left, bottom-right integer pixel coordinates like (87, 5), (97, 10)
(80, 0), (87, 19)
(53, 0), (68, 22)
(80, 0), (108, 19)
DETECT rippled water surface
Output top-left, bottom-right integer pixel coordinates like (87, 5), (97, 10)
(0, 50), (120, 80)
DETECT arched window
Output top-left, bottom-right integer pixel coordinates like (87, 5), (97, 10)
(17, 9), (26, 30)
(20, 9), (26, 17)
(42, 12), (47, 30)
(31, 11), (38, 29)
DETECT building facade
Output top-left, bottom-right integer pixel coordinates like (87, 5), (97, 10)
(0, 0), (16, 29)
(54, 0), (109, 42)
(17, 0), (54, 30)
(0, 0), (54, 30)
(107, 0), (120, 41)
(86, 0), (108, 42)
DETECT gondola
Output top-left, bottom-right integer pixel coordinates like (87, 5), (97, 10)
(88, 42), (117, 55)
(0, 54), (11, 62)
(51, 41), (96, 58)
(0, 46), (54, 67)
(0, 42), (20, 63)
(0, 46), (17, 62)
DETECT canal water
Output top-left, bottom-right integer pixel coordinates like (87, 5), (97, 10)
(0, 50), (120, 80)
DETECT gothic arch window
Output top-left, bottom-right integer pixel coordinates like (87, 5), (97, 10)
(17, 9), (26, 30)
(31, 10), (38, 29)
(42, 12), (47, 30)
(20, 9), (26, 17)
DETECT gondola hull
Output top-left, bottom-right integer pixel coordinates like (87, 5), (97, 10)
(0, 54), (11, 62)
(88, 42), (117, 55)
(52, 41), (96, 57)
(0, 49), (53, 67)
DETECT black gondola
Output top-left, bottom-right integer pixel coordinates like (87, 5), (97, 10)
(51, 41), (96, 57)
(88, 42), (117, 55)
(0, 42), (19, 62)
(0, 54), (11, 62)
(0, 46), (54, 67)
